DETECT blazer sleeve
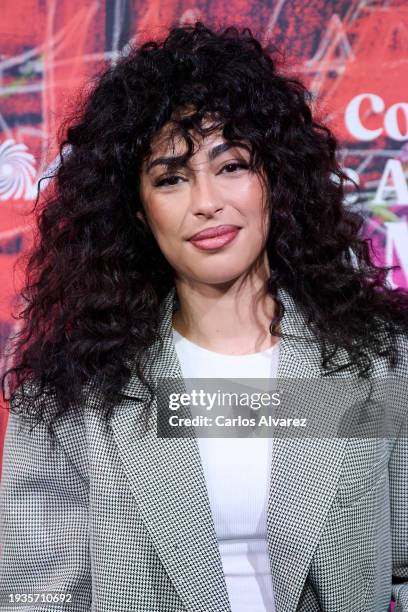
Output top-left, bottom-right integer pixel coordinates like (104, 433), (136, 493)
(0, 406), (92, 612)
(390, 413), (408, 612)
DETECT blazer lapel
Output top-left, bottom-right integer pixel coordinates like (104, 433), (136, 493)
(110, 285), (370, 612)
(267, 289), (373, 612)
(110, 287), (231, 612)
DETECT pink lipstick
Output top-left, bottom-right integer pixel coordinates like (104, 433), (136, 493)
(189, 226), (241, 251)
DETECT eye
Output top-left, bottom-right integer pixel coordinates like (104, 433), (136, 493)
(221, 162), (249, 174)
(154, 175), (184, 187)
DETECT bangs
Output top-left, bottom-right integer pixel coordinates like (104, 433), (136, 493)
(143, 106), (261, 172)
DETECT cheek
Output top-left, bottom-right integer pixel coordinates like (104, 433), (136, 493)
(238, 182), (268, 223)
(235, 173), (265, 204)
(147, 205), (183, 252)
(244, 198), (270, 242)
(145, 197), (177, 233)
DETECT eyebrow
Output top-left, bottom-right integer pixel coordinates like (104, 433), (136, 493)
(144, 142), (248, 174)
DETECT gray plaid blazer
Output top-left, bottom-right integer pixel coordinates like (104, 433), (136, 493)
(1, 285), (407, 612)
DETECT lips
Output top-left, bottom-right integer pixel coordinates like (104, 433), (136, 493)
(189, 224), (241, 241)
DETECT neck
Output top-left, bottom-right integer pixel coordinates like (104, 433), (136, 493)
(171, 255), (280, 355)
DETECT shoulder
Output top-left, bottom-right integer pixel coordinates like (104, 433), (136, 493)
(394, 331), (408, 375)
(7, 378), (90, 486)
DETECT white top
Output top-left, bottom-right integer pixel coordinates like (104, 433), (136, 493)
(172, 326), (280, 612)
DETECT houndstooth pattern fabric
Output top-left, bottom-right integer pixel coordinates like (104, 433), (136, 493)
(0, 285), (407, 612)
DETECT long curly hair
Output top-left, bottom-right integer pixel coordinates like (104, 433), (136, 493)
(3, 21), (408, 437)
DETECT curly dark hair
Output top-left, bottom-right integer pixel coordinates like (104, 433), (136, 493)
(3, 20), (408, 438)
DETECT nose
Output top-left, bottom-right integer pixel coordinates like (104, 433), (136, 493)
(189, 172), (224, 217)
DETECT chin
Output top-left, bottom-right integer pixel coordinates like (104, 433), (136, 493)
(192, 270), (249, 285)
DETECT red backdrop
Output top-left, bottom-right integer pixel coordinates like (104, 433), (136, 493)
(1, 1), (408, 491)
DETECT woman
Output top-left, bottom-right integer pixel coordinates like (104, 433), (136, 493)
(1, 21), (407, 612)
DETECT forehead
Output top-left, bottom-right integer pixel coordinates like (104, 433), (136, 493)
(147, 121), (224, 158)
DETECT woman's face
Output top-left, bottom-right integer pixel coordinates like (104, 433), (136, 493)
(138, 123), (270, 286)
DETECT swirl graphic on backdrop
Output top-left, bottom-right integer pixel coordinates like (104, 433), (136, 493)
(0, 139), (37, 201)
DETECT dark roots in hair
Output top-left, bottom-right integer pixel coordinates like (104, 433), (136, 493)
(3, 21), (408, 439)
